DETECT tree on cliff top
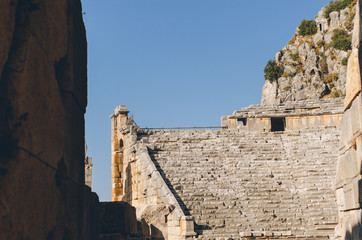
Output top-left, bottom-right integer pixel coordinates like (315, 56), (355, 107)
(298, 20), (317, 36)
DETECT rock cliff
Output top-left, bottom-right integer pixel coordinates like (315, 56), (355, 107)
(0, 1), (92, 239)
(262, 2), (356, 105)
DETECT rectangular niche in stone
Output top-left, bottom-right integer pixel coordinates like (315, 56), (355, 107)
(237, 118), (247, 126)
(271, 117), (285, 132)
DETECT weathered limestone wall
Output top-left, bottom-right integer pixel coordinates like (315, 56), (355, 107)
(111, 106), (195, 240)
(142, 127), (340, 239)
(335, 0), (362, 239)
(0, 1), (99, 239)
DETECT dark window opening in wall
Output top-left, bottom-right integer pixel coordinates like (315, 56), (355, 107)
(271, 117), (285, 132)
(119, 139), (124, 148)
(319, 24), (322, 31)
(237, 118), (247, 126)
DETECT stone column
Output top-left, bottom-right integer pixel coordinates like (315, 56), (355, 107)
(110, 105), (130, 201)
(335, 1), (362, 239)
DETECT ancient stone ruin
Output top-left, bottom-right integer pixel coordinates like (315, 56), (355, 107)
(110, 1), (362, 240)
(0, 0), (361, 239)
(111, 99), (343, 239)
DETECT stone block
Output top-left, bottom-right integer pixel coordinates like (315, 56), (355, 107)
(344, 48), (362, 110)
(180, 216), (196, 236)
(239, 231), (252, 237)
(342, 177), (362, 210)
(336, 209), (362, 240)
(340, 109), (354, 149)
(252, 231), (262, 237)
(336, 148), (358, 188)
(281, 230), (292, 236)
(350, 94), (362, 136)
(158, 185), (170, 198)
(357, 136), (362, 175)
(336, 187), (346, 211)
(227, 118), (237, 129)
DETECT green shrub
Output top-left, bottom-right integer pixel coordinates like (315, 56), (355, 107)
(289, 52), (300, 62)
(342, 56), (349, 66)
(315, 39), (325, 55)
(298, 20), (317, 36)
(333, 90), (342, 97)
(330, 29), (352, 51)
(324, 0), (356, 19)
(264, 60), (283, 82)
(323, 73), (339, 84)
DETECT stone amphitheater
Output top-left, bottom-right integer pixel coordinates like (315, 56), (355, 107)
(109, 1), (362, 238)
(111, 98), (346, 240)
(0, 0), (360, 240)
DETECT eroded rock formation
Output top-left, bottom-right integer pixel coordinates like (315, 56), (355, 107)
(262, 2), (356, 105)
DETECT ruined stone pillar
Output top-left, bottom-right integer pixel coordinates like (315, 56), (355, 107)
(335, 1), (362, 238)
(110, 105), (130, 201)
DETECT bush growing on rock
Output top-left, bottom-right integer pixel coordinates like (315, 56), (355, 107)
(289, 52), (300, 62)
(323, 73), (339, 84)
(330, 29), (352, 51)
(324, 0), (356, 19)
(342, 56), (349, 66)
(315, 40), (325, 55)
(264, 60), (283, 82)
(298, 20), (317, 36)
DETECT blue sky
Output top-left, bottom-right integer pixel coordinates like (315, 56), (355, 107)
(82, 0), (330, 201)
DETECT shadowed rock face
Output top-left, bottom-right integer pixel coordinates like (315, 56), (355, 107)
(0, 0), (91, 239)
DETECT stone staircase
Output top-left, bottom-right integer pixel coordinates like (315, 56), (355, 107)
(139, 127), (340, 239)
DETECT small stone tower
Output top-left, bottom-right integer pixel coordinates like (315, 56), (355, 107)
(110, 105), (131, 201)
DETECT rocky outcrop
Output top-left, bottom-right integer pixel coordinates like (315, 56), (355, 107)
(0, 0), (93, 239)
(261, 3), (356, 105)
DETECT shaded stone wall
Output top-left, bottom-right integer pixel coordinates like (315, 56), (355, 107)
(335, 0), (362, 239)
(0, 1), (96, 239)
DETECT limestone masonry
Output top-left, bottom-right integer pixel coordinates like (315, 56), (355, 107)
(111, 99), (343, 239)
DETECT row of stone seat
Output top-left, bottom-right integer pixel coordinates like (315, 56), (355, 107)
(139, 127), (339, 239)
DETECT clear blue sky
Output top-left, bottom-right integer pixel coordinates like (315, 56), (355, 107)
(82, 0), (330, 201)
